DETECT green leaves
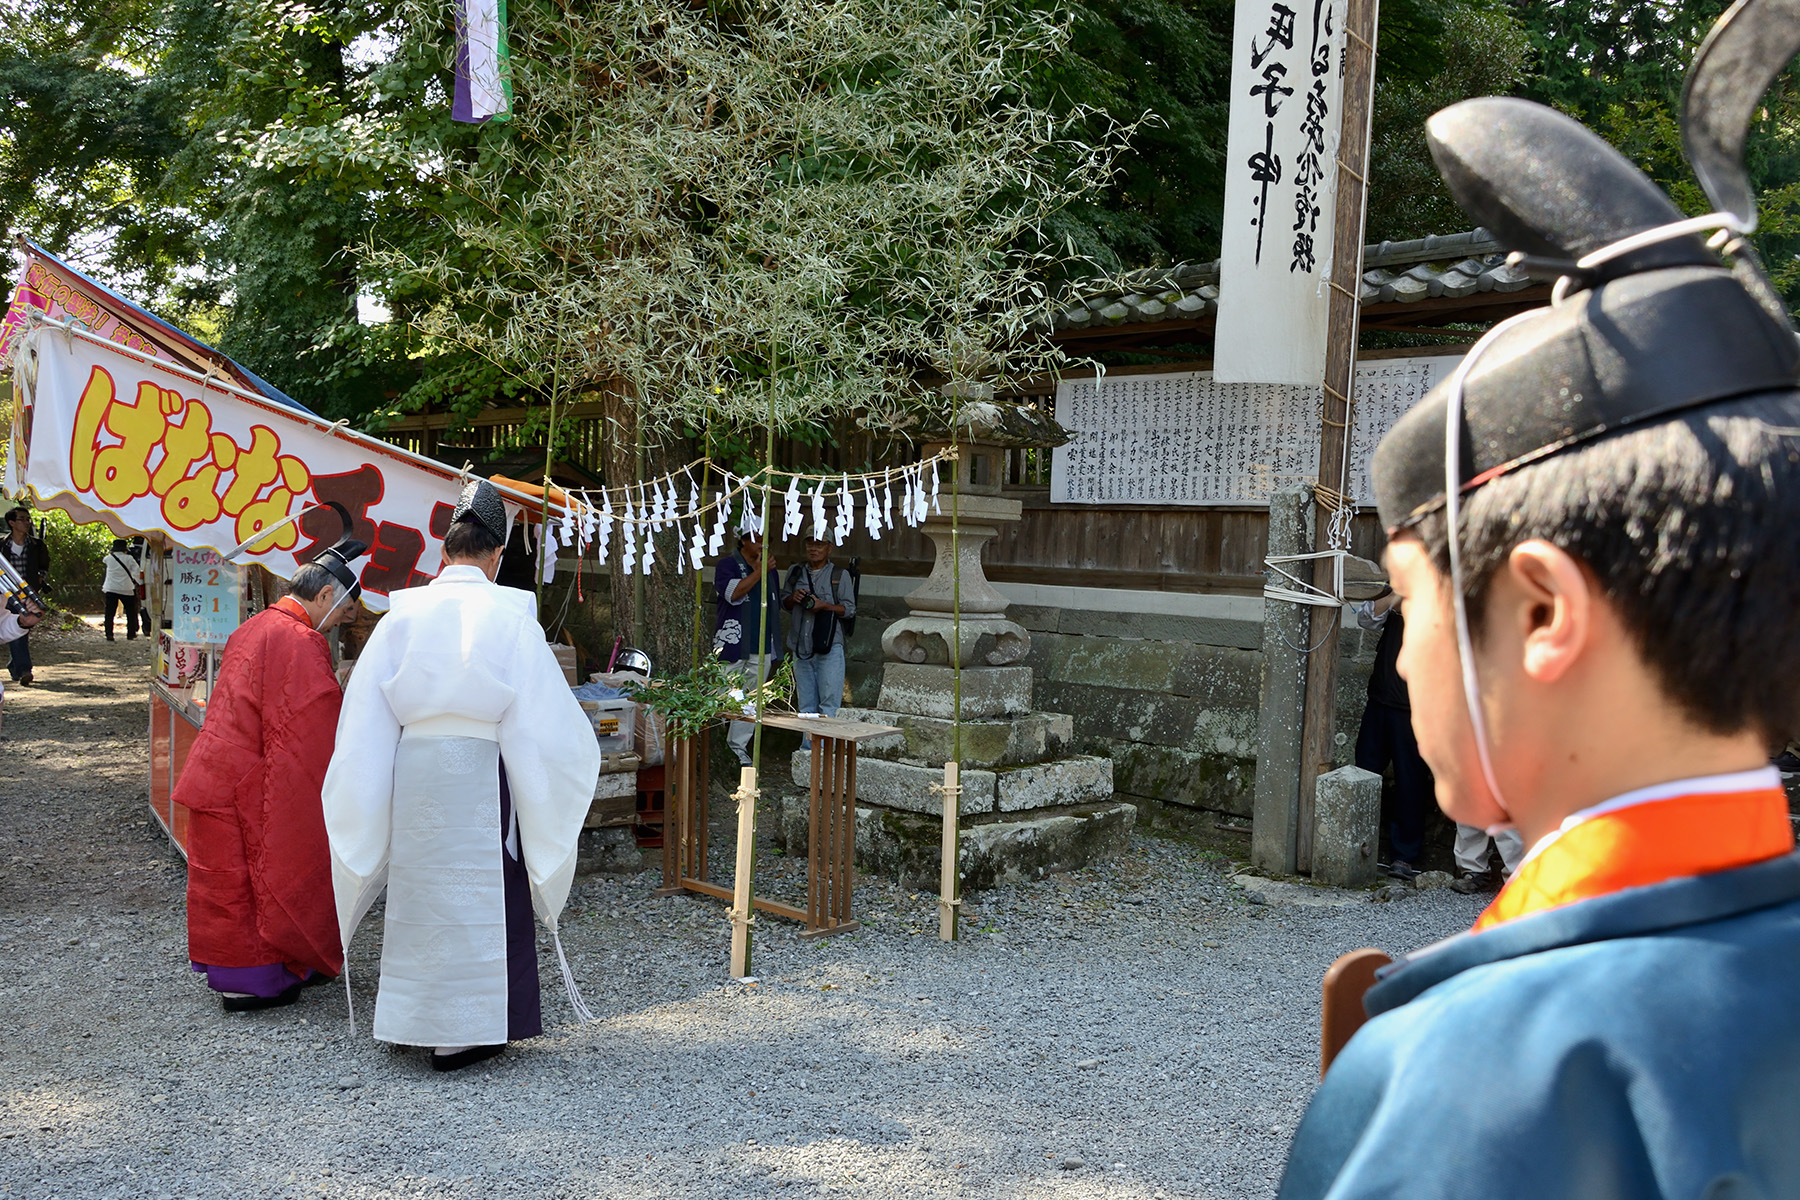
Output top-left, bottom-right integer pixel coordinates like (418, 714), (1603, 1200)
(620, 654), (797, 739)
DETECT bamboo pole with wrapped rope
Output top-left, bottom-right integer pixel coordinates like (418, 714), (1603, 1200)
(731, 347), (779, 980)
(728, 765), (759, 978)
(941, 406), (963, 941)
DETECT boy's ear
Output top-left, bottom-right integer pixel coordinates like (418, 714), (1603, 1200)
(1504, 540), (1595, 683)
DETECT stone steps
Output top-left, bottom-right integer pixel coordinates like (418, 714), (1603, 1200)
(790, 747), (1114, 816)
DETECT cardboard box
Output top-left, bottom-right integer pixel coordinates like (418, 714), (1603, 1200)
(159, 633), (211, 688)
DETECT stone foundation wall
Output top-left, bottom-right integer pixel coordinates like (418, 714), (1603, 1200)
(844, 580), (1380, 823)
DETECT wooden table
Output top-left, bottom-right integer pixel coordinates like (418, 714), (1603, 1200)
(658, 714), (899, 938)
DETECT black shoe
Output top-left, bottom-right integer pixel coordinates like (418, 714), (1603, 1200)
(220, 982), (303, 1012)
(300, 970), (336, 989)
(106, 634), (115, 641)
(431, 1044), (505, 1072)
(1451, 869), (1501, 895)
(1380, 859), (1421, 882)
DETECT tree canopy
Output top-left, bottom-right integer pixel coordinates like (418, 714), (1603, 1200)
(4, 0), (1797, 423)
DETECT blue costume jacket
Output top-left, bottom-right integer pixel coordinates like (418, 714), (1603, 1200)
(1280, 852), (1800, 1198)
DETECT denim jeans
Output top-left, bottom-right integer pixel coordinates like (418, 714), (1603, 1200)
(726, 657), (770, 765)
(792, 644), (846, 745)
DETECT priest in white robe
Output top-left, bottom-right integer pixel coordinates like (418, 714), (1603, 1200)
(322, 480), (600, 1071)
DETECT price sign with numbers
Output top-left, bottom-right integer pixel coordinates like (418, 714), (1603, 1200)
(172, 547), (241, 645)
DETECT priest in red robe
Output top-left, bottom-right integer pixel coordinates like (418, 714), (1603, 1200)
(175, 536), (366, 1012)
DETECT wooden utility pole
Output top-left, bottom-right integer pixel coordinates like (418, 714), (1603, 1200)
(1296, 0), (1380, 873)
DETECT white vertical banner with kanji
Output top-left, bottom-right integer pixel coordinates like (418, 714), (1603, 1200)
(1213, 0), (1349, 385)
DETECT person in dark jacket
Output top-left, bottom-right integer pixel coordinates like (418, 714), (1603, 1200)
(1352, 589), (1431, 879)
(2, 507), (49, 686)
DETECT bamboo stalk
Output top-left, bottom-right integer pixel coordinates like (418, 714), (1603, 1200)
(808, 733), (823, 925)
(945, 410), (963, 942)
(691, 426), (712, 672)
(730, 765), (758, 978)
(836, 739), (852, 923)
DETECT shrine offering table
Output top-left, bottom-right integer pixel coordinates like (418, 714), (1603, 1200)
(148, 680), (205, 856)
(659, 714), (900, 938)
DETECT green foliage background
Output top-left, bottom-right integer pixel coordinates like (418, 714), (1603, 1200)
(2, 0), (1798, 417)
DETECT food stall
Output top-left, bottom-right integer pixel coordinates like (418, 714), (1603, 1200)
(2, 246), (558, 854)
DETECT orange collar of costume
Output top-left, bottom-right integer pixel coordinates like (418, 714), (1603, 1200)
(272, 595), (315, 629)
(1474, 778), (1793, 933)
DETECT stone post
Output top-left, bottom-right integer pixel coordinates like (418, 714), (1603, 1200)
(1252, 485), (1314, 874)
(1312, 765), (1381, 887)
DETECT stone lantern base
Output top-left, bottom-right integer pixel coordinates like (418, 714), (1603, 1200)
(766, 397), (1131, 890)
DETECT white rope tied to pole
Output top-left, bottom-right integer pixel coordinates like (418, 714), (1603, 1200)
(1263, 548), (1351, 608)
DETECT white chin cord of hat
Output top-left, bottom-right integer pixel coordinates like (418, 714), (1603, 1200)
(1442, 312), (1536, 820)
(1448, 209), (1755, 820)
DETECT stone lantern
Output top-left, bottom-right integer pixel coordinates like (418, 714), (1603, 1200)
(785, 386), (1134, 891)
(876, 386), (1063, 714)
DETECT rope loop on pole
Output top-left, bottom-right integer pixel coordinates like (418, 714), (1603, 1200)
(1263, 548), (1351, 608)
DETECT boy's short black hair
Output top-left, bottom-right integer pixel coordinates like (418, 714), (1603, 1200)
(1415, 389), (1800, 743)
(444, 517), (505, 560)
(287, 562), (335, 602)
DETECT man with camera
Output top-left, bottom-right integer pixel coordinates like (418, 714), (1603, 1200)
(782, 536), (855, 727)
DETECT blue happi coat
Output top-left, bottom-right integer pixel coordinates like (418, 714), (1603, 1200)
(1279, 852), (1800, 1199)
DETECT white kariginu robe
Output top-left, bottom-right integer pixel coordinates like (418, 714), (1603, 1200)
(322, 565), (599, 1046)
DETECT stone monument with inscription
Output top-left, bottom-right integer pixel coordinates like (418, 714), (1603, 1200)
(782, 391), (1135, 889)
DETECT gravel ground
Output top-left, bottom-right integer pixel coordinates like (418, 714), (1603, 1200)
(0, 627), (1486, 1200)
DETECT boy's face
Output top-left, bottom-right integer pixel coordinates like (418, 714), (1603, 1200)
(1384, 534), (1512, 832)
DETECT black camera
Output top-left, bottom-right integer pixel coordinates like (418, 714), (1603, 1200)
(796, 589), (817, 611)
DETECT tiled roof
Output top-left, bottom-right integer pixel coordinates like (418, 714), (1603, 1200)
(1047, 230), (1539, 334)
